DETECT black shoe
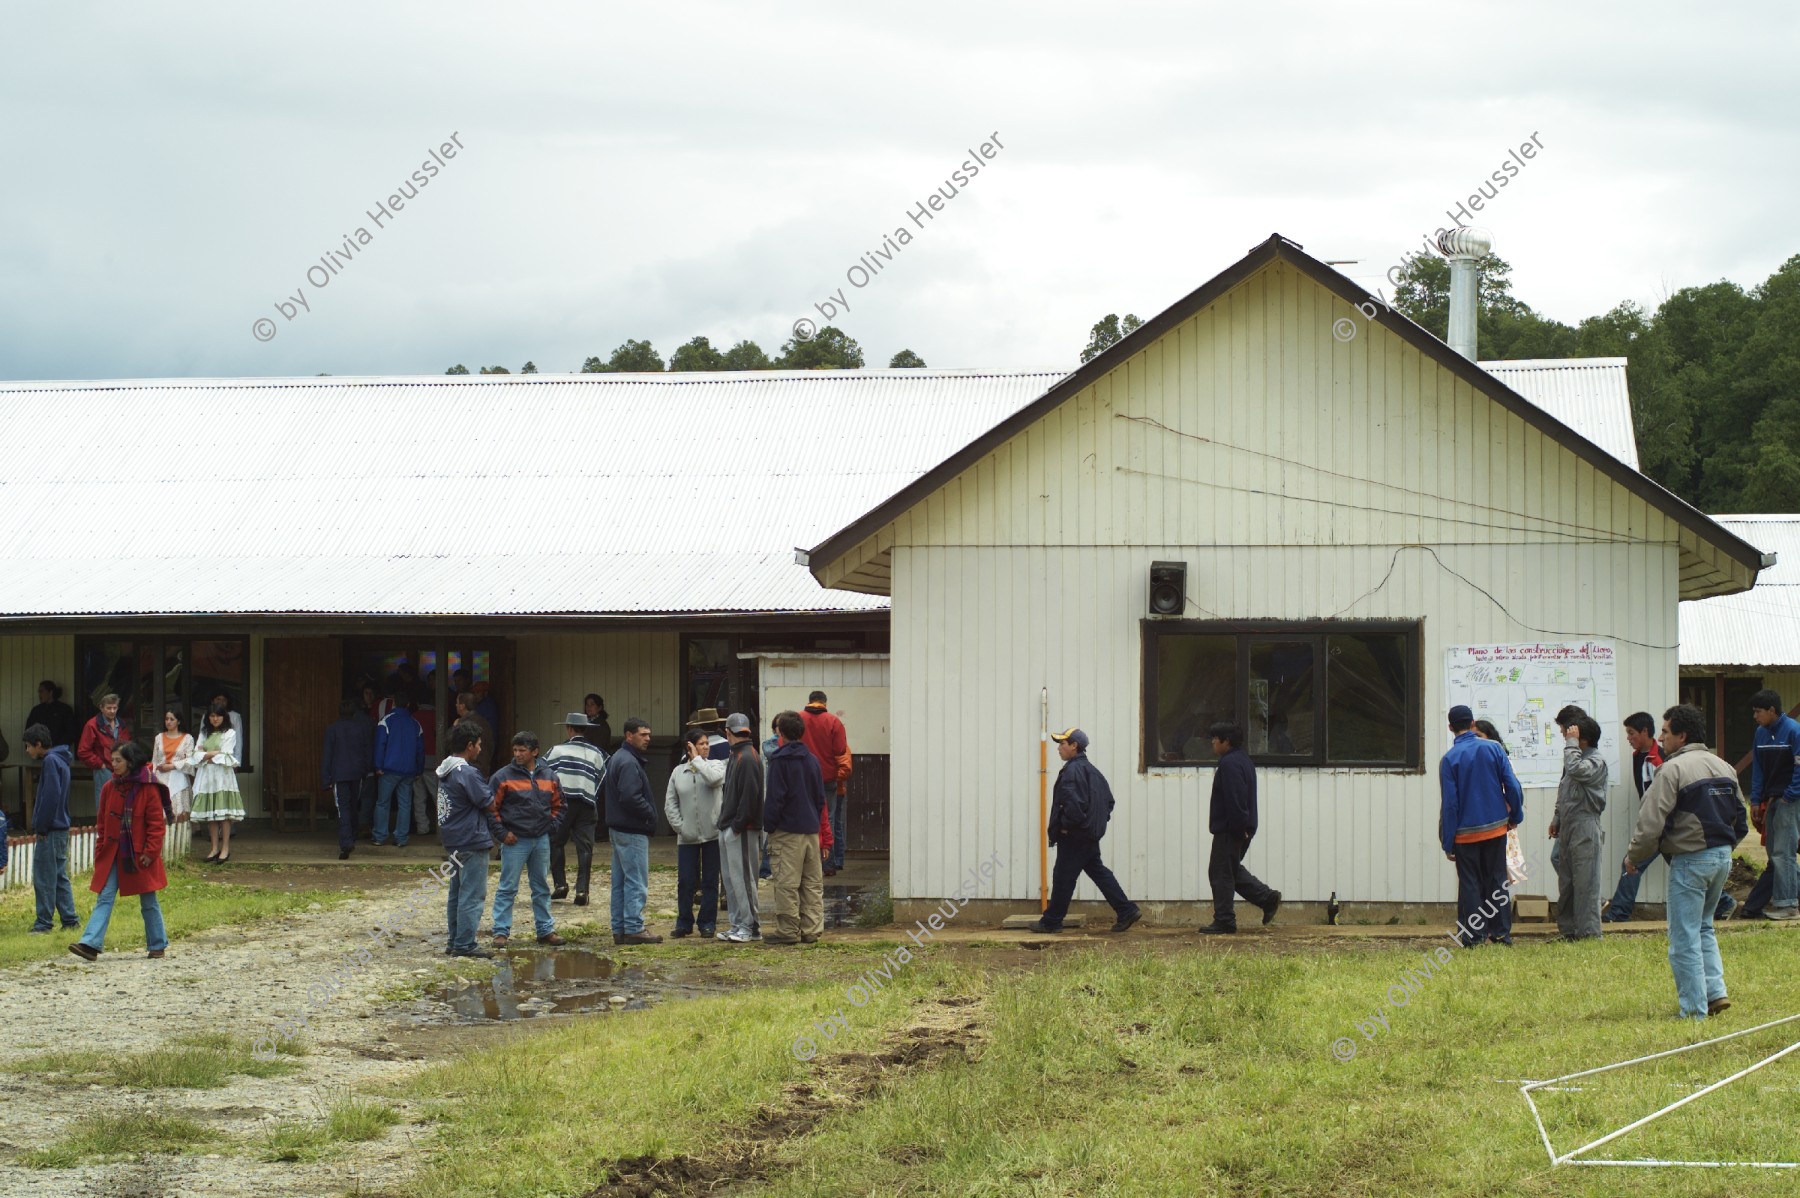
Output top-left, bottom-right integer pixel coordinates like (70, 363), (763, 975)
(761, 933), (799, 945)
(1261, 893), (1282, 925)
(1197, 923), (1236, 935)
(1110, 909), (1142, 934)
(339, 849), (351, 860)
(574, 893), (589, 907)
(1025, 921), (1061, 934)
(68, 943), (99, 961)
(618, 932), (664, 945)
(451, 948), (495, 959)
(552, 886), (569, 901)
(669, 927), (692, 939)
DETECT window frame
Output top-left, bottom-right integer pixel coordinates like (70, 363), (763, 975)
(1141, 618), (1423, 771)
(73, 634), (254, 767)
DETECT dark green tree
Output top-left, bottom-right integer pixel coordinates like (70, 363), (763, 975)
(669, 336), (727, 372)
(1079, 313), (1143, 363)
(775, 326), (864, 369)
(521, 361), (538, 374)
(889, 349), (927, 368)
(583, 339), (664, 372)
(1388, 252), (1579, 360)
(445, 364), (470, 375)
(722, 339), (773, 370)
(479, 365), (510, 375)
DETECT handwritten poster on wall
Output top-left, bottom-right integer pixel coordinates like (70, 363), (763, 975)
(1443, 641), (1619, 789)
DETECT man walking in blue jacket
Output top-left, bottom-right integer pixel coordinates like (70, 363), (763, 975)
(1440, 705), (1525, 946)
(604, 718), (661, 944)
(1749, 689), (1800, 920)
(321, 699), (374, 861)
(374, 692), (425, 847)
(23, 725), (79, 932)
(1029, 728), (1141, 935)
(1198, 722), (1280, 934)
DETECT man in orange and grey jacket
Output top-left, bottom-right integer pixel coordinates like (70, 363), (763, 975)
(800, 691), (851, 875)
(486, 730), (565, 948)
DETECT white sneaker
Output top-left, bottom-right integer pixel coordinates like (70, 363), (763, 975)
(1766, 907), (1799, 921)
(715, 930), (732, 941)
(728, 929), (762, 943)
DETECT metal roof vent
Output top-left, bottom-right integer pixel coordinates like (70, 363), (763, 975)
(1435, 227), (1492, 361)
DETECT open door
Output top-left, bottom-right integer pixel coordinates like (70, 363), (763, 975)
(264, 637), (344, 820)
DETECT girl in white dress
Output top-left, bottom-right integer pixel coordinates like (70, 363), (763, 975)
(191, 702), (244, 862)
(152, 706), (195, 822)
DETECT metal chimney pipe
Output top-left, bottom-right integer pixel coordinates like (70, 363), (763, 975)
(1435, 227), (1492, 361)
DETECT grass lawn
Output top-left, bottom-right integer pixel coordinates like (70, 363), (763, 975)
(0, 859), (352, 969)
(398, 924), (1800, 1197)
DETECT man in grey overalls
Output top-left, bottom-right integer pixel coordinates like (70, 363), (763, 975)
(1551, 715), (1609, 939)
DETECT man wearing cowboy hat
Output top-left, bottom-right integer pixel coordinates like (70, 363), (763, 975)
(685, 708), (732, 761)
(544, 712), (608, 905)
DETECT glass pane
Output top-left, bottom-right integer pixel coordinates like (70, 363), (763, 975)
(1326, 633), (1409, 763)
(79, 640), (135, 723)
(1249, 641), (1316, 756)
(1151, 634), (1236, 763)
(192, 639), (249, 763)
(685, 637), (732, 715)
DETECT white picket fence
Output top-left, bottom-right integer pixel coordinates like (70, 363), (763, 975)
(2, 823), (193, 891)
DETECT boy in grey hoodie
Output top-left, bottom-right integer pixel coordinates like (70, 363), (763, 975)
(436, 721), (505, 957)
(1550, 715), (1609, 940)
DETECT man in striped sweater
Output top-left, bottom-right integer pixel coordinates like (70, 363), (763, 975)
(544, 714), (607, 906)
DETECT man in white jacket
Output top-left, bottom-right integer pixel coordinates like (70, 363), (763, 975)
(665, 728), (726, 937)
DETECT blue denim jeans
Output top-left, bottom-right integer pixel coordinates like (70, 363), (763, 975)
(492, 834), (553, 939)
(32, 829), (79, 929)
(826, 792), (847, 870)
(444, 848), (490, 952)
(1609, 855), (1736, 921)
(79, 861), (167, 953)
(675, 840), (720, 934)
(374, 773), (415, 845)
(1666, 845), (1731, 1017)
(609, 830), (650, 935)
(1767, 797), (1800, 911)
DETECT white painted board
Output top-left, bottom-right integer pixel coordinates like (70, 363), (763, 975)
(1443, 641), (1620, 789)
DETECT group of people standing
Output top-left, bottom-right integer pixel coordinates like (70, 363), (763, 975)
(1, 686), (245, 962)
(424, 692), (852, 956)
(1441, 693), (1793, 1019)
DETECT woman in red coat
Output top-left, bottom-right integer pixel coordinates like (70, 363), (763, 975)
(69, 740), (170, 961)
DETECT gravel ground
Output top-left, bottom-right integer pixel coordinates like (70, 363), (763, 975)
(0, 866), (684, 1198)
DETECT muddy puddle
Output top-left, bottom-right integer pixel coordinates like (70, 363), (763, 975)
(824, 883), (881, 929)
(430, 949), (732, 1022)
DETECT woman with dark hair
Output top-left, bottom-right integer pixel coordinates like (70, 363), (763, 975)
(191, 702), (244, 863)
(27, 680), (78, 748)
(583, 694), (613, 752)
(68, 740), (169, 962)
(1473, 719), (1508, 753)
(152, 706), (195, 824)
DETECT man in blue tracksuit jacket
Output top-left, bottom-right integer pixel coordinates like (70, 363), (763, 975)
(374, 695), (425, 847)
(1749, 689), (1800, 919)
(1439, 705), (1525, 946)
(23, 726), (79, 931)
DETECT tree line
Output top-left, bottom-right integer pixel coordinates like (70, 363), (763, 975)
(445, 331), (927, 377)
(1075, 251), (1800, 513)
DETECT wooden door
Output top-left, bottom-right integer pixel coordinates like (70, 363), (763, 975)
(264, 637), (344, 800)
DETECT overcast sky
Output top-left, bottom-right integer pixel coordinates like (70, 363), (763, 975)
(2, 0), (1795, 381)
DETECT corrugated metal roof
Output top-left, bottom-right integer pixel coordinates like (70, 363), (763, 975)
(1477, 358), (1639, 469)
(0, 370), (1063, 617)
(1681, 515), (1800, 667)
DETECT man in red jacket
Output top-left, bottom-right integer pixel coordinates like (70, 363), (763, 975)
(800, 692), (851, 876)
(76, 693), (131, 813)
